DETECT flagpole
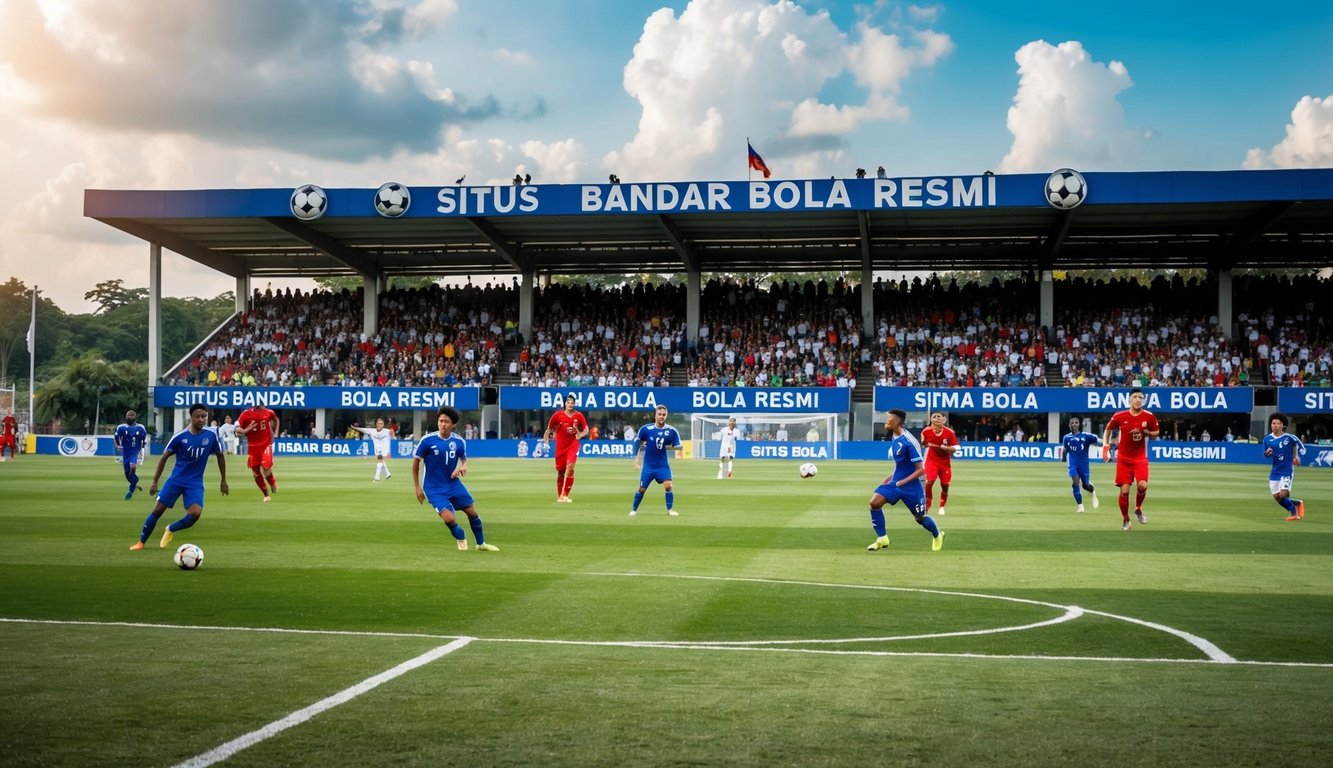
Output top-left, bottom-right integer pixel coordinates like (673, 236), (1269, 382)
(28, 286), (37, 437)
(746, 137), (751, 181)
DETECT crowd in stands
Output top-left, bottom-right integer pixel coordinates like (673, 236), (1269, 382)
(166, 272), (1331, 391)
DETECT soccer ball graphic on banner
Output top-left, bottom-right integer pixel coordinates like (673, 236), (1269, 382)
(374, 182), (411, 217)
(290, 184), (328, 220)
(174, 543), (204, 571)
(1045, 168), (1087, 210)
(799, 462), (818, 478)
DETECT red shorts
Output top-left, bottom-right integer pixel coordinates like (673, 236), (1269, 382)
(0, 435), (15, 451)
(924, 463), (952, 484)
(247, 444), (274, 470)
(1114, 458), (1149, 486)
(555, 446), (580, 472)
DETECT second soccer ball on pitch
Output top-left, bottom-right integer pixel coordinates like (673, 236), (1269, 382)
(799, 462), (818, 478)
(174, 543), (204, 571)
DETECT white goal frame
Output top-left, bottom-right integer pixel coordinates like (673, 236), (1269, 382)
(690, 413), (838, 460)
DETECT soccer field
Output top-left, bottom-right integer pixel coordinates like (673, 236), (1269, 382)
(1, 455), (1331, 767)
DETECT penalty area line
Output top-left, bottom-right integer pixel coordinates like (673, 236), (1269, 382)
(172, 636), (473, 768)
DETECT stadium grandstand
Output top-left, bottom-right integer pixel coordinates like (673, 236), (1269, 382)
(83, 169), (1332, 447)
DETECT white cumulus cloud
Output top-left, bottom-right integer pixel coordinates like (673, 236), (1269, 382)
(997, 40), (1138, 173)
(607, 0), (951, 180)
(1242, 95), (1333, 169)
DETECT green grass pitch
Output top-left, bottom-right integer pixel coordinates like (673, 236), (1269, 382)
(1, 454), (1331, 767)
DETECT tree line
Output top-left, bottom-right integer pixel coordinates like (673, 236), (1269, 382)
(0, 277), (233, 433)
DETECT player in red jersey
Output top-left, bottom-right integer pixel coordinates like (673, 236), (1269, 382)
(1102, 388), (1160, 530)
(236, 402), (280, 502)
(544, 394), (589, 503)
(920, 411), (959, 514)
(0, 410), (18, 461)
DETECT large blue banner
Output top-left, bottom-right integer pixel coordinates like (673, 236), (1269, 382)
(1275, 388), (1333, 414)
(873, 386), (1253, 413)
(85, 170), (1333, 220)
(154, 386), (480, 411)
(499, 386), (849, 413)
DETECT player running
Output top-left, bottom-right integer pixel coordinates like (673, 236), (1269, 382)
(544, 394), (589, 502)
(867, 409), (943, 552)
(352, 417), (395, 482)
(413, 405), (498, 551)
(631, 405), (682, 517)
(1102, 388), (1160, 530)
(1263, 413), (1306, 522)
(920, 411), (959, 514)
(113, 410), (148, 499)
(236, 401), (279, 501)
(1061, 417), (1101, 513)
(129, 403), (228, 550)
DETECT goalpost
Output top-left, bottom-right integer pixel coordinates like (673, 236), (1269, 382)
(689, 413), (839, 460)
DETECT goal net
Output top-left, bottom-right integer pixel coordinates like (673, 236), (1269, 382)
(689, 413), (838, 461)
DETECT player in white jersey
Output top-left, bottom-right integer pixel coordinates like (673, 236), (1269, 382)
(351, 417), (395, 481)
(217, 415), (239, 455)
(717, 416), (741, 479)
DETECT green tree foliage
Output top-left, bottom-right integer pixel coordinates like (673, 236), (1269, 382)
(83, 278), (148, 314)
(0, 278), (67, 385)
(35, 353), (146, 432)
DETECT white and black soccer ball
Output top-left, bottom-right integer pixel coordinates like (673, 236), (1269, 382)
(374, 182), (411, 218)
(1045, 168), (1087, 210)
(799, 462), (818, 479)
(174, 543), (204, 571)
(290, 184), (328, 220)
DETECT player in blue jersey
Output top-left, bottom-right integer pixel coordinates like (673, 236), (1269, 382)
(867, 409), (943, 552)
(1262, 412), (1306, 522)
(114, 410), (149, 500)
(413, 405), (498, 551)
(129, 403), (228, 551)
(1061, 417), (1101, 513)
(631, 405), (683, 517)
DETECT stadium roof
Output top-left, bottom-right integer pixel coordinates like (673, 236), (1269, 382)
(84, 169), (1333, 281)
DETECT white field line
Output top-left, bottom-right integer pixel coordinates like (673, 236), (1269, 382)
(589, 572), (1237, 661)
(2, 616), (1331, 669)
(172, 637), (474, 768)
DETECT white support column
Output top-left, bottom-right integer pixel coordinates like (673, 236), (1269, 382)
(519, 271), (534, 344)
(1040, 270), (1054, 334)
(686, 270), (700, 348)
(1217, 269), (1233, 335)
(314, 409), (327, 439)
(149, 244), (163, 438)
(235, 276), (249, 314)
(362, 274), (379, 338)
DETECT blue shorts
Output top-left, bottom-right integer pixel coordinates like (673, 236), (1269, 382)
(426, 486), (475, 514)
(157, 479), (204, 510)
(639, 465), (672, 487)
(121, 452), (140, 467)
(1067, 462), (1091, 482)
(875, 481), (926, 516)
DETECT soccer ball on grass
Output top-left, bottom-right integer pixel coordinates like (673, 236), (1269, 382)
(799, 462), (818, 478)
(174, 543), (204, 571)
(374, 182), (411, 217)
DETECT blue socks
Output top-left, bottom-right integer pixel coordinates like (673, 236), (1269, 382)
(870, 508), (886, 537)
(1073, 486), (1083, 503)
(632, 491), (644, 511)
(1279, 497), (1296, 513)
(167, 514), (197, 533)
(469, 516), (486, 546)
(664, 491), (674, 510)
(919, 515), (940, 537)
(447, 521), (465, 541)
(139, 511), (162, 542)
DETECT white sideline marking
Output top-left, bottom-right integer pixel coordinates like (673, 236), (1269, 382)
(3, 616), (1331, 668)
(172, 637), (473, 768)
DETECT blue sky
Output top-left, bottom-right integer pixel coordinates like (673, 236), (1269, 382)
(1, 0), (1330, 310)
